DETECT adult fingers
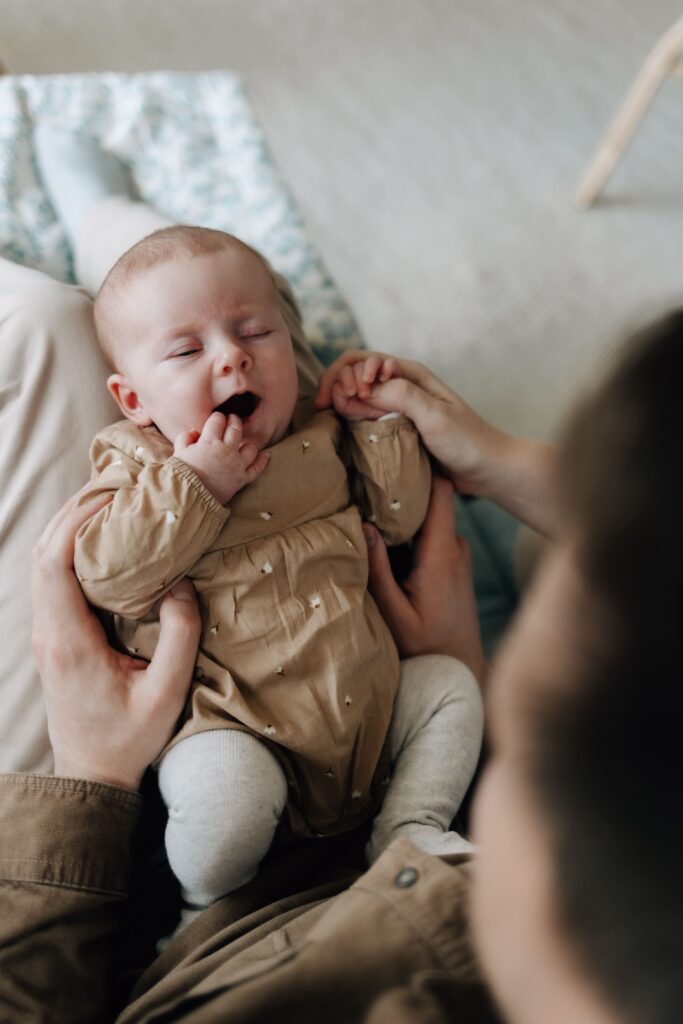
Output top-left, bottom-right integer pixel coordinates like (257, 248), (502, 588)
(378, 357), (459, 403)
(31, 493), (113, 654)
(363, 524), (414, 636)
(412, 475), (458, 570)
(144, 579), (201, 717)
(36, 481), (101, 550)
(331, 381), (351, 415)
(380, 356), (399, 382)
(340, 365), (357, 397)
(365, 377), (438, 424)
(32, 492), (113, 573)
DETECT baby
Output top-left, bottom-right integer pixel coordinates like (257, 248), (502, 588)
(74, 225), (483, 916)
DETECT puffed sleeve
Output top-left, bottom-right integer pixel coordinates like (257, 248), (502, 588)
(74, 428), (229, 618)
(345, 414), (431, 545)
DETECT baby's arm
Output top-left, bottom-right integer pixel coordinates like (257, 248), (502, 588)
(75, 413), (269, 618)
(72, 433), (220, 620)
(336, 355), (432, 545)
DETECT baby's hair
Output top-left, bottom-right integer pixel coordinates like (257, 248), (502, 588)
(94, 225), (277, 368)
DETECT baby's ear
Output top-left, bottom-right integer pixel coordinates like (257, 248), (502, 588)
(107, 373), (153, 426)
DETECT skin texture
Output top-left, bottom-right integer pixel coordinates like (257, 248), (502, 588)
(470, 547), (617, 1024)
(362, 474), (488, 684)
(104, 245), (299, 502)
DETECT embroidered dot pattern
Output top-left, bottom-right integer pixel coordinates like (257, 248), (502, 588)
(390, 500), (401, 511)
(275, 666), (285, 676)
(301, 440), (311, 452)
(368, 433), (379, 444)
(309, 595), (321, 609)
(345, 695), (352, 706)
(352, 790), (362, 800)
(259, 512), (273, 520)
(164, 510), (177, 524)
(209, 624), (219, 636)
(264, 724), (277, 737)
(261, 561), (274, 575)
(134, 446), (146, 460)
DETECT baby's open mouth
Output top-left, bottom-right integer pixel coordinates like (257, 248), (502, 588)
(215, 391), (260, 421)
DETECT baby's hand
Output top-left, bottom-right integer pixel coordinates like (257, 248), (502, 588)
(317, 352), (400, 422)
(174, 413), (269, 505)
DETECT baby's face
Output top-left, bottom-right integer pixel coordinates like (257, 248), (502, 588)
(107, 246), (299, 450)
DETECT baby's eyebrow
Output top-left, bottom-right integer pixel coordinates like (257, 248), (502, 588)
(164, 324), (202, 341)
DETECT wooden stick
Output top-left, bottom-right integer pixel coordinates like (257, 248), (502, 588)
(575, 16), (683, 208)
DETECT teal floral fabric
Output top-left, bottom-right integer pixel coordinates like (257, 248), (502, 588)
(0, 71), (363, 365)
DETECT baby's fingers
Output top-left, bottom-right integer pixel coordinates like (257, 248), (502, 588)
(355, 356), (381, 399)
(340, 364), (358, 397)
(242, 450), (270, 485)
(202, 411), (227, 440)
(223, 414), (243, 448)
(380, 356), (399, 382)
(173, 428), (200, 453)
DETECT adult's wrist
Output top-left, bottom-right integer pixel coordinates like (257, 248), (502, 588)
(451, 422), (515, 502)
(53, 756), (142, 793)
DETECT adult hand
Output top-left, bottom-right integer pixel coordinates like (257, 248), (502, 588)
(31, 488), (201, 791)
(317, 351), (559, 537)
(363, 474), (488, 684)
(317, 350), (502, 495)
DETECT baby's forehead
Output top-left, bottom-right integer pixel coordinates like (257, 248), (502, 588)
(132, 243), (276, 305)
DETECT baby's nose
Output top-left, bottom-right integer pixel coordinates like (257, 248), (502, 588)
(216, 343), (251, 375)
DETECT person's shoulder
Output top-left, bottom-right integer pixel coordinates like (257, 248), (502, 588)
(90, 421), (173, 465)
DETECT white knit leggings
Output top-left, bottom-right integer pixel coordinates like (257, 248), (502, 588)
(158, 654), (483, 909)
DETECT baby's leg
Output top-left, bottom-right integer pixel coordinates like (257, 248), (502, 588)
(158, 729), (288, 917)
(366, 654), (484, 864)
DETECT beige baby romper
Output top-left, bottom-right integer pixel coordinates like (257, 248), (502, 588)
(74, 397), (431, 836)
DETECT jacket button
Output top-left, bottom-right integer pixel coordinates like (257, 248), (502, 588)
(394, 867), (419, 888)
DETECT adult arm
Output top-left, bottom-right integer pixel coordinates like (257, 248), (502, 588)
(0, 492), (201, 1023)
(317, 351), (559, 538)
(364, 475), (489, 686)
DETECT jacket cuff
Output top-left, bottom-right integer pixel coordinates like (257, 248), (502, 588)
(0, 774), (142, 897)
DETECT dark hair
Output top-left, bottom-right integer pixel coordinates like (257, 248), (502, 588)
(528, 311), (683, 1023)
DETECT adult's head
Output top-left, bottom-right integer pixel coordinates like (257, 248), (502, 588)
(472, 312), (683, 1023)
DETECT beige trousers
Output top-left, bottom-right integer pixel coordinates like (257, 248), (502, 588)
(0, 198), (321, 772)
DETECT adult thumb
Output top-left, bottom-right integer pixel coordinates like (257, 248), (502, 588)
(369, 378), (432, 425)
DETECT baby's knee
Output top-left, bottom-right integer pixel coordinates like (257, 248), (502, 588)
(0, 279), (98, 374)
(397, 654), (484, 730)
(159, 732), (288, 905)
